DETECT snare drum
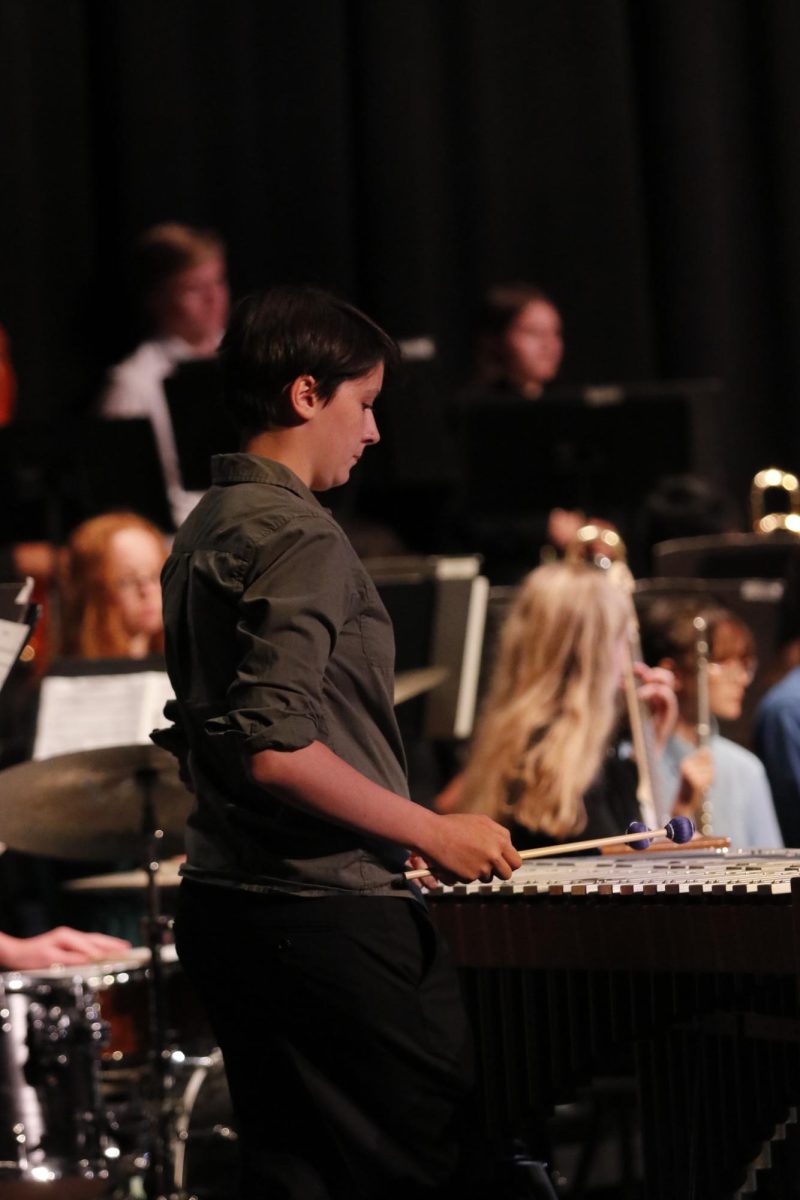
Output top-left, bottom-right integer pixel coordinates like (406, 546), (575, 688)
(0, 965), (117, 1179)
(14, 945), (182, 1065)
(0, 944), (209, 1182)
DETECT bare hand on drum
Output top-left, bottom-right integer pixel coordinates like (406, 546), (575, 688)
(0, 927), (132, 970)
(417, 813), (522, 886)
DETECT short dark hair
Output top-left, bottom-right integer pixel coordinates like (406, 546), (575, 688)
(220, 285), (400, 437)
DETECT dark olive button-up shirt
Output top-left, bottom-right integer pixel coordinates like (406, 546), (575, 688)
(156, 453), (412, 897)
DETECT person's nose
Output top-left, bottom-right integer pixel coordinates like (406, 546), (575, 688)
(364, 410), (380, 445)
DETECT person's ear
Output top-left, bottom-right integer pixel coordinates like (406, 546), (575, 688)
(287, 375), (319, 423)
(658, 656), (682, 690)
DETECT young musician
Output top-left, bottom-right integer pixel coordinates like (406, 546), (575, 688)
(60, 512), (167, 660)
(642, 600), (783, 849)
(473, 282), (564, 399)
(99, 223), (230, 526)
(450, 562), (679, 848)
(156, 286), (523, 1199)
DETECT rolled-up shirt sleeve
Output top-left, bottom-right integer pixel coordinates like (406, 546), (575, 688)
(205, 515), (355, 755)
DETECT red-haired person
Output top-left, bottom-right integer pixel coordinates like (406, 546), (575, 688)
(60, 512), (166, 660)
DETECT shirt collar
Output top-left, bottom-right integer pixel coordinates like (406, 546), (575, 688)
(158, 335), (202, 365)
(668, 718), (720, 758)
(210, 453), (318, 505)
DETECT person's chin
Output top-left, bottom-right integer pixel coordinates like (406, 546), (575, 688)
(316, 469), (350, 492)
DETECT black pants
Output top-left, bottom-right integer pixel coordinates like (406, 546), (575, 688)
(174, 882), (478, 1200)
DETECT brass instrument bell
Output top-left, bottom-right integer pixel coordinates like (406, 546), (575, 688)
(564, 523), (626, 570)
(750, 467), (800, 534)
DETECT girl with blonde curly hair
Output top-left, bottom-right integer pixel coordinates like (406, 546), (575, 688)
(452, 562), (679, 846)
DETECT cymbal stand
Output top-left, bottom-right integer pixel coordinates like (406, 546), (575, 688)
(136, 765), (180, 1200)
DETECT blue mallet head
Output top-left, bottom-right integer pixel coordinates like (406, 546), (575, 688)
(627, 820), (651, 851)
(664, 815), (695, 844)
(625, 816), (695, 850)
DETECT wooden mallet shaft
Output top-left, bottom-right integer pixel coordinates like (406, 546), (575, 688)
(516, 825), (673, 861)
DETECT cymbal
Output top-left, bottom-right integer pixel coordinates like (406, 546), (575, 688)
(394, 666), (448, 706)
(0, 744), (192, 860)
(65, 859), (184, 892)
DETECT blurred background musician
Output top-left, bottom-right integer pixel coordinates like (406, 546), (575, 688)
(99, 222), (230, 527)
(59, 511), (167, 661)
(754, 568), (800, 848)
(449, 285), (585, 582)
(0, 522), (136, 963)
(57, 512), (170, 939)
(0, 512), (166, 774)
(755, 669), (800, 849)
(642, 599), (782, 849)
(438, 562), (682, 850)
(472, 282), (564, 401)
(7, 512), (172, 942)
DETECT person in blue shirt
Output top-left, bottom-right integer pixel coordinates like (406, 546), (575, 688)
(642, 599), (783, 849)
(754, 665), (800, 848)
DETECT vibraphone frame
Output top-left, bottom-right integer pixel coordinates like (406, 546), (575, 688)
(427, 855), (800, 1199)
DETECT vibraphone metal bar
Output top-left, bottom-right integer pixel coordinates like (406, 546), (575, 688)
(427, 854), (800, 1200)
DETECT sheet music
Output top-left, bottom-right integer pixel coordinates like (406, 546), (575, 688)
(33, 671), (175, 760)
(0, 619), (32, 693)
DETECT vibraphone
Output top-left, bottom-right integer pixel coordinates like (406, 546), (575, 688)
(427, 852), (800, 1200)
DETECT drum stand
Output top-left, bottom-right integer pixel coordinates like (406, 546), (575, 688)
(137, 766), (182, 1200)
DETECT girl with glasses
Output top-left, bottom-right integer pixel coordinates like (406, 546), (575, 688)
(642, 600), (783, 849)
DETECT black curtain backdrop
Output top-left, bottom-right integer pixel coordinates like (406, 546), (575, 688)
(3, 0), (800, 496)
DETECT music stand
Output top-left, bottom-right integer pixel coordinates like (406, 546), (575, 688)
(653, 532), (800, 580)
(164, 359), (238, 491)
(0, 423), (67, 544)
(454, 389), (692, 532)
(0, 580), (38, 699)
(364, 556), (489, 741)
(72, 418), (174, 532)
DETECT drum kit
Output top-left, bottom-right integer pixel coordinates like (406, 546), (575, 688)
(0, 745), (236, 1200)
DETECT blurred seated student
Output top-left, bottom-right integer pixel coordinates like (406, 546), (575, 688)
(51, 512), (170, 940)
(438, 563), (681, 850)
(753, 567), (800, 848)
(755, 670), (800, 848)
(642, 600), (782, 849)
(60, 512), (166, 660)
(99, 222), (230, 527)
(473, 282), (564, 400)
(450, 284), (584, 579)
